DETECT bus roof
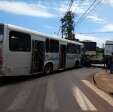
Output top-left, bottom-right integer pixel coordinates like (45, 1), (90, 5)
(3, 23), (83, 45)
(105, 41), (113, 45)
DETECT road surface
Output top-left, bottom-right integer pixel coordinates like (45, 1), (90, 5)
(0, 68), (113, 112)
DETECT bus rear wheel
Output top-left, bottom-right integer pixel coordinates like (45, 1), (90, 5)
(44, 63), (53, 75)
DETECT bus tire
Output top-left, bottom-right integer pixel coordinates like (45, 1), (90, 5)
(44, 63), (53, 75)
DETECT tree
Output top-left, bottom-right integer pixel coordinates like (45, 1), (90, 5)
(61, 11), (75, 40)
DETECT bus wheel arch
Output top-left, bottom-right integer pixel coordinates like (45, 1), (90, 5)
(44, 62), (53, 75)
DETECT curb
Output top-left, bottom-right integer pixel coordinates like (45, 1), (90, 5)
(92, 71), (113, 94)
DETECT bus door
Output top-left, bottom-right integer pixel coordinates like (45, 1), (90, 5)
(31, 40), (45, 74)
(59, 45), (66, 68)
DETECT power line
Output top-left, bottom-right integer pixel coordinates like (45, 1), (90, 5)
(58, 0), (88, 36)
(74, 0), (88, 34)
(77, 31), (113, 34)
(67, 0), (74, 11)
(76, 0), (97, 25)
(77, 0), (103, 26)
(76, 0), (102, 26)
(57, 0), (74, 36)
(77, 0), (90, 12)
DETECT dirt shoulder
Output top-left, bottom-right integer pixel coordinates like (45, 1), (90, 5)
(93, 70), (113, 93)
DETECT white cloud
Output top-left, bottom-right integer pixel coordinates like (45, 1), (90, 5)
(71, 4), (85, 14)
(58, 1), (106, 25)
(100, 23), (113, 32)
(58, 1), (88, 15)
(76, 33), (107, 47)
(87, 15), (105, 23)
(58, 5), (66, 14)
(0, 1), (55, 18)
(52, 33), (107, 47)
(102, 0), (113, 6)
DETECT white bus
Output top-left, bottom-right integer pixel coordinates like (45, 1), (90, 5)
(0, 24), (83, 76)
(104, 41), (113, 56)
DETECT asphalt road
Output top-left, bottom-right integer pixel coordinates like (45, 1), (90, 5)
(0, 67), (113, 112)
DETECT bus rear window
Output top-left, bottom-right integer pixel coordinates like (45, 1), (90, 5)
(0, 24), (4, 42)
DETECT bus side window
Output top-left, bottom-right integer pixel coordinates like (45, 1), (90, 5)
(46, 39), (59, 53)
(9, 31), (31, 52)
(67, 43), (76, 54)
(50, 39), (59, 52)
(76, 45), (80, 54)
(67, 43), (81, 54)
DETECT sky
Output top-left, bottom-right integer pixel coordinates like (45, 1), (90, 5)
(0, 0), (113, 47)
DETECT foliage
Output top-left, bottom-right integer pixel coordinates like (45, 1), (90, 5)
(96, 47), (104, 54)
(61, 11), (75, 40)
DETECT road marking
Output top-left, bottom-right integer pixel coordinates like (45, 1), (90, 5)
(72, 86), (97, 111)
(82, 80), (113, 107)
(44, 80), (59, 111)
(8, 82), (35, 111)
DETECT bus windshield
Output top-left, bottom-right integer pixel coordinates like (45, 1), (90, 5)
(0, 24), (4, 42)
